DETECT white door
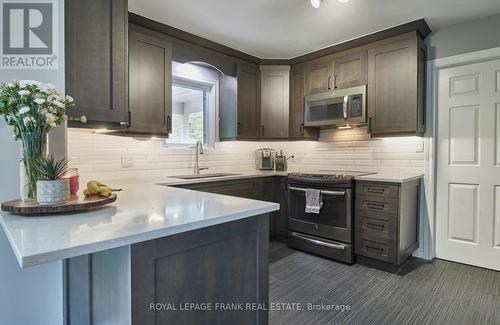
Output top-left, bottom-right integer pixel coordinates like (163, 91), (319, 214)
(436, 58), (500, 270)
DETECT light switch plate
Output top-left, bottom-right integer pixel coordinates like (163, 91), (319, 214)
(121, 155), (134, 168)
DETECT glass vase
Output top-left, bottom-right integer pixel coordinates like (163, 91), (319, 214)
(20, 131), (47, 200)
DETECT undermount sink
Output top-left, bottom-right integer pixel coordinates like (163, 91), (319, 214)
(171, 173), (242, 179)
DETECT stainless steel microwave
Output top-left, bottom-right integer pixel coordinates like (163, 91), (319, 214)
(304, 85), (366, 127)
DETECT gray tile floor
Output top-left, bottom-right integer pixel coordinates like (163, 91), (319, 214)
(269, 241), (500, 325)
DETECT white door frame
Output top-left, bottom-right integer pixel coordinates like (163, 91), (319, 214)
(424, 46), (500, 260)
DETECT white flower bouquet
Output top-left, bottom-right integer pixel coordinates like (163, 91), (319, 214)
(0, 80), (86, 199)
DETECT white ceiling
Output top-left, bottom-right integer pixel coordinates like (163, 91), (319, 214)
(129, 0), (500, 59)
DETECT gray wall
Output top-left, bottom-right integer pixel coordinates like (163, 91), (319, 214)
(427, 13), (500, 60)
(0, 1), (65, 324)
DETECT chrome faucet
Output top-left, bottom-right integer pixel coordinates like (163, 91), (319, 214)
(194, 140), (208, 175)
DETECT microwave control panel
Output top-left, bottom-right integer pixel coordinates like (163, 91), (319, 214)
(350, 94), (363, 118)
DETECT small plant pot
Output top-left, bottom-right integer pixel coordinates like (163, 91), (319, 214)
(36, 179), (70, 205)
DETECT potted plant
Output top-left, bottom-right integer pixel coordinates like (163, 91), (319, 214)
(0, 80), (85, 200)
(35, 156), (71, 205)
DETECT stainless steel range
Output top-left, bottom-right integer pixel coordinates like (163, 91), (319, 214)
(287, 172), (356, 264)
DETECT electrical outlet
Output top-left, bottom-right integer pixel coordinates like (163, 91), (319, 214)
(416, 141), (424, 153)
(121, 155), (134, 168)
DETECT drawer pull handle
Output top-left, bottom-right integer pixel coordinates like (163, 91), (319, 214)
(366, 202), (385, 210)
(366, 222), (385, 231)
(367, 187), (385, 194)
(366, 245), (384, 254)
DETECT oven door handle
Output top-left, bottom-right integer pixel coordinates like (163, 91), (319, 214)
(288, 186), (345, 196)
(290, 232), (346, 250)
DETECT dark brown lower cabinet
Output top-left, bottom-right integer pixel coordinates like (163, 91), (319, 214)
(274, 178), (289, 238)
(354, 179), (420, 267)
(260, 178), (277, 237)
(66, 215), (269, 325)
(132, 216), (269, 325)
(176, 176), (288, 240)
(179, 178), (261, 199)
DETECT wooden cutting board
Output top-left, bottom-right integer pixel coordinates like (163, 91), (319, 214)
(1, 194), (117, 215)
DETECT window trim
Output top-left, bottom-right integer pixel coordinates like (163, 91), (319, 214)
(164, 74), (219, 148)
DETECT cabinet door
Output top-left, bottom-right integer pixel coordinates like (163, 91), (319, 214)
(289, 65), (319, 140)
(65, 0), (128, 128)
(275, 178), (288, 238)
(259, 178), (277, 238)
(304, 56), (334, 95)
(367, 38), (419, 136)
(260, 68), (289, 139)
(219, 75), (238, 140)
(128, 26), (172, 136)
(237, 63), (261, 138)
(179, 179), (260, 200)
(333, 50), (367, 89)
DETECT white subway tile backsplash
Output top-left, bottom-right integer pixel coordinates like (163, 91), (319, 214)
(67, 129), (427, 182)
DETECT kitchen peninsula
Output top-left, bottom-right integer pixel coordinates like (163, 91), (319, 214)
(0, 184), (279, 325)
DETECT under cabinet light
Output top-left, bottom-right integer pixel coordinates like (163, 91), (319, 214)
(311, 0), (321, 8)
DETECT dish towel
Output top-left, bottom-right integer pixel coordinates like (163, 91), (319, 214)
(305, 189), (322, 214)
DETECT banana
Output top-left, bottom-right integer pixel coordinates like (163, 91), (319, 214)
(87, 181), (101, 194)
(83, 180), (120, 198)
(98, 186), (112, 197)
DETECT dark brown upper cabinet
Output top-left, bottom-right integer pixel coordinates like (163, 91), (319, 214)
(289, 64), (319, 140)
(333, 50), (368, 89)
(219, 63), (261, 140)
(260, 66), (290, 139)
(367, 32), (425, 137)
(65, 0), (128, 129)
(236, 63), (261, 139)
(303, 55), (334, 95)
(128, 25), (173, 136)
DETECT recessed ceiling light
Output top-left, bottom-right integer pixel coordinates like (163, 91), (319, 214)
(338, 0), (349, 3)
(310, 0), (321, 9)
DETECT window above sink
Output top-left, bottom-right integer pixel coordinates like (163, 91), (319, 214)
(164, 62), (220, 148)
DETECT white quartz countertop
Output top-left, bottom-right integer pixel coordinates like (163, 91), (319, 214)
(354, 172), (424, 183)
(0, 184), (279, 268)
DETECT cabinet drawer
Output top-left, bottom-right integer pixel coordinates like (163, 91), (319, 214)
(356, 195), (398, 216)
(355, 211), (397, 242)
(355, 232), (396, 263)
(356, 182), (399, 199)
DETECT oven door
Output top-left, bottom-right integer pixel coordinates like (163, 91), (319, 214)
(304, 92), (348, 127)
(288, 185), (352, 243)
